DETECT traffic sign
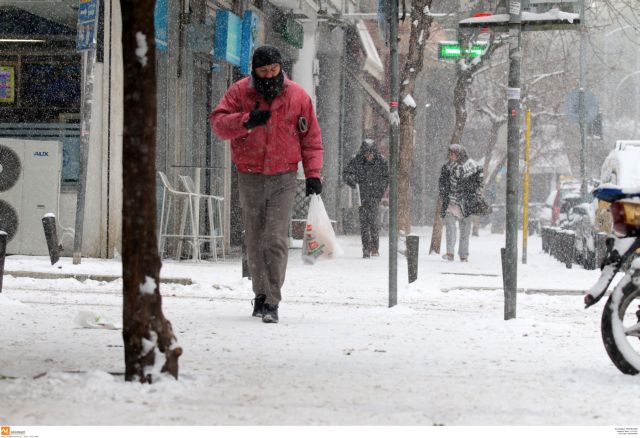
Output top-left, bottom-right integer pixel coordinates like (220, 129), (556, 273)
(77, 0), (99, 52)
(564, 89), (598, 124)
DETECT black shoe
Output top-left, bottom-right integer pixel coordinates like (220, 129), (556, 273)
(262, 303), (279, 323)
(252, 294), (266, 317)
(363, 250), (370, 258)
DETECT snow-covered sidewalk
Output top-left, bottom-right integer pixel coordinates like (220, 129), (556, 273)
(0, 228), (636, 426)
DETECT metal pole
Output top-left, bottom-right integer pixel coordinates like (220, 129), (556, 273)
(73, 47), (97, 264)
(0, 231), (6, 294)
(406, 235), (419, 283)
(578, 0), (588, 199)
(503, 0), (522, 320)
(522, 110), (531, 264)
(388, 0), (399, 308)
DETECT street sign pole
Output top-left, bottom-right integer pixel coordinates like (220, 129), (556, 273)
(522, 110), (531, 264)
(388, 0), (399, 308)
(74, 0), (100, 264)
(578, 0), (588, 199)
(503, 0), (522, 320)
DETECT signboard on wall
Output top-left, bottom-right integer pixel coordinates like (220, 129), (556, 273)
(77, 0), (100, 51)
(155, 0), (168, 52)
(240, 11), (259, 75)
(274, 16), (303, 49)
(214, 10), (243, 66)
(0, 66), (15, 103)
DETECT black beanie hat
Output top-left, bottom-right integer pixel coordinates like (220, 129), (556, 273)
(252, 45), (283, 70)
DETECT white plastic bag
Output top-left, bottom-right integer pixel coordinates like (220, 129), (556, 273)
(74, 310), (119, 330)
(302, 195), (343, 264)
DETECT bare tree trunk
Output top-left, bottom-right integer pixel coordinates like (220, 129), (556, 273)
(397, 0), (434, 235)
(450, 72), (470, 146)
(121, 0), (182, 383)
(482, 120), (504, 187)
(398, 107), (416, 234)
(449, 38), (505, 147)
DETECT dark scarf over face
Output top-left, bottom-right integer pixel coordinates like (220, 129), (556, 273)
(252, 70), (284, 101)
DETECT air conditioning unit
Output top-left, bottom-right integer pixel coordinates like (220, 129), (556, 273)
(0, 138), (62, 256)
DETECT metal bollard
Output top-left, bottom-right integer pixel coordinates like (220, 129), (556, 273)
(42, 214), (61, 265)
(241, 230), (251, 280)
(550, 229), (559, 260)
(406, 235), (419, 283)
(0, 231), (6, 293)
(541, 227), (550, 253)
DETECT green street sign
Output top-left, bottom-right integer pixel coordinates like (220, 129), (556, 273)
(439, 43), (462, 58)
(438, 42), (487, 59)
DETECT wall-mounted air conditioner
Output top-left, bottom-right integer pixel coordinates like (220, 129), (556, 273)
(0, 138), (62, 256)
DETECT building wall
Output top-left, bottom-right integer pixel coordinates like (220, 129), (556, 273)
(316, 24), (345, 221)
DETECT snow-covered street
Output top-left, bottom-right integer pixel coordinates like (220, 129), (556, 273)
(0, 228), (637, 426)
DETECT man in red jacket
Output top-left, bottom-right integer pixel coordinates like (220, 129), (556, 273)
(209, 45), (324, 323)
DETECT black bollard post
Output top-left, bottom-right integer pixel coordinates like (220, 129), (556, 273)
(241, 230), (251, 280)
(406, 235), (419, 283)
(42, 214), (61, 265)
(0, 231), (6, 293)
(541, 227), (549, 253)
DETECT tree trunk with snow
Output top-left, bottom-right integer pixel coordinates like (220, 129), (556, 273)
(397, 0), (434, 235)
(449, 72), (469, 146)
(449, 38), (505, 147)
(121, 0), (182, 383)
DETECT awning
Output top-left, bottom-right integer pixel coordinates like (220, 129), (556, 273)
(356, 20), (384, 81)
(346, 68), (389, 119)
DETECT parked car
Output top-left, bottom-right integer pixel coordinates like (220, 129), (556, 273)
(540, 178), (587, 228)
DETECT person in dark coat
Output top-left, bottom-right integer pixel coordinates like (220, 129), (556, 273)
(438, 143), (484, 262)
(343, 139), (390, 258)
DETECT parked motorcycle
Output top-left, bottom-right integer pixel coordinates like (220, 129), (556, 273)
(584, 186), (640, 375)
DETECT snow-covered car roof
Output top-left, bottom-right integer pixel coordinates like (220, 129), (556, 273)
(601, 140), (640, 188)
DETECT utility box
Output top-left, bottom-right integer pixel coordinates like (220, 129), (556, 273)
(0, 138), (62, 255)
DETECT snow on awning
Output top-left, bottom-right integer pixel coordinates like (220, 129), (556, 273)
(356, 21), (384, 81)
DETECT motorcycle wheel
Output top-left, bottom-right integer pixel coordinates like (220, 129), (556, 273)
(601, 279), (640, 375)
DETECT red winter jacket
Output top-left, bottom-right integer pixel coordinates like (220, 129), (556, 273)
(209, 76), (323, 178)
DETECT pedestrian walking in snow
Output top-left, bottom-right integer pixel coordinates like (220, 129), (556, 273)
(209, 45), (324, 323)
(438, 143), (486, 262)
(343, 139), (389, 258)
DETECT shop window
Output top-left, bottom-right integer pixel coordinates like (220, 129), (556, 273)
(21, 62), (81, 109)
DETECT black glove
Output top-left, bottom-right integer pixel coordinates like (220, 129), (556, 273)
(243, 108), (271, 129)
(306, 178), (322, 196)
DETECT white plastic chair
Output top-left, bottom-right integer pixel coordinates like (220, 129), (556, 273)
(158, 171), (199, 261)
(179, 175), (226, 262)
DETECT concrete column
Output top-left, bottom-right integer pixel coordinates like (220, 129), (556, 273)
(316, 25), (344, 221)
(292, 20), (318, 105)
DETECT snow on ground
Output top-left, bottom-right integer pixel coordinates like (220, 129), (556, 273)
(0, 227), (636, 427)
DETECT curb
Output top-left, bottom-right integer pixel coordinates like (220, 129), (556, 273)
(4, 271), (193, 285)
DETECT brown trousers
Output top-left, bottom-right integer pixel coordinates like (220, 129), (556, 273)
(238, 172), (297, 305)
